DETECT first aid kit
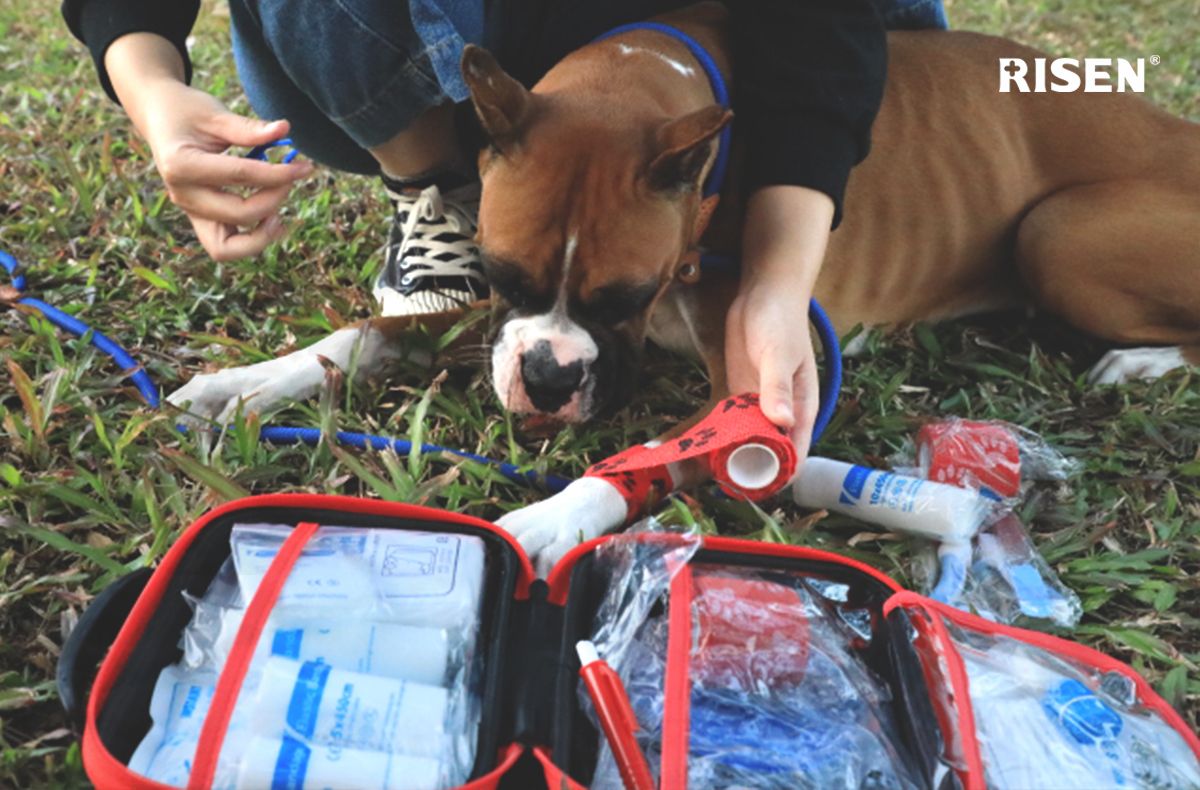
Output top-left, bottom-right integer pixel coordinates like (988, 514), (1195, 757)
(59, 494), (1199, 789)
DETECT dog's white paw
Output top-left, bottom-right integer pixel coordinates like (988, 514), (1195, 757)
(1087, 346), (1187, 385)
(496, 477), (629, 576)
(167, 358), (316, 424)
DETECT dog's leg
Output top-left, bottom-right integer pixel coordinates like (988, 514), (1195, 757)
(1015, 179), (1200, 384)
(167, 311), (471, 423)
(167, 324), (415, 423)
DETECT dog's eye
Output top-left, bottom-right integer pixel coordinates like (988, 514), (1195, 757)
(481, 254), (549, 311)
(492, 280), (531, 309)
(576, 282), (659, 325)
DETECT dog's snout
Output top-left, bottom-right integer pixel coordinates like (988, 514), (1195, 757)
(520, 340), (585, 412)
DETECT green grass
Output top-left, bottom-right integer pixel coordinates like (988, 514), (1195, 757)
(1, 0), (1198, 785)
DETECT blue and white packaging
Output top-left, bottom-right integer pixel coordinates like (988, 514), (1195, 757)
(792, 457), (995, 546)
(961, 641), (1200, 789)
(231, 524), (486, 633)
(235, 736), (444, 790)
(249, 656), (456, 759)
(184, 607), (452, 687)
(127, 666), (245, 789)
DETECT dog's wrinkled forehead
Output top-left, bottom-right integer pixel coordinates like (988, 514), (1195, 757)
(475, 135), (685, 318)
(461, 44), (731, 322)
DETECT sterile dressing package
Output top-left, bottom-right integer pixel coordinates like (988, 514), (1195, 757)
(127, 522), (484, 790)
(62, 494), (1199, 790)
(911, 419), (1082, 628)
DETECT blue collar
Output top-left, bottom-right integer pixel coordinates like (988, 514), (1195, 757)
(593, 22), (732, 199)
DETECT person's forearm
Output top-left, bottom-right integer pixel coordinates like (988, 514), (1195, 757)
(104, 32), (187, 135)
(741, 185), (835, 295)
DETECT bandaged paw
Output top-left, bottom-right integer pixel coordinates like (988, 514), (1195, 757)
(495, 477), (630, 576)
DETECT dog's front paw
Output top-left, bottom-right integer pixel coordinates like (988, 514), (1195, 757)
(167, 361), (297, 424)
(497, 477), (629, 576)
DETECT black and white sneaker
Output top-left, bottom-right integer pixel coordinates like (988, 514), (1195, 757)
(373, 181), (489, 316)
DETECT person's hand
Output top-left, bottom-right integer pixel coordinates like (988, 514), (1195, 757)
(726, 280), (821, 458)
(137, 80), (313, 260)
(725, 185), (835, 460)
(105, 33), (313, 261)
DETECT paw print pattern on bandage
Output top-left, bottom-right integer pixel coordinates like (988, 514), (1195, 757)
(722, 393), (760, 411)
(583, 392), (798, 522)
(676, 427), (718, 453)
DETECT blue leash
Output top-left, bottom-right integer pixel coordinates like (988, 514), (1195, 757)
(2, 250), (160, 407)
(2, 248), (571, 491)
(3, 246), (840, 492)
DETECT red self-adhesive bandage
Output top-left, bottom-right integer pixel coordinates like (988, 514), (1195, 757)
(584, 393), (798, 521)
(917, 420), (1022, 500)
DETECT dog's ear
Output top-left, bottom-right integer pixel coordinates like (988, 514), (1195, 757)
(462, 45), (530, 151)
(647, 105), (733, 193)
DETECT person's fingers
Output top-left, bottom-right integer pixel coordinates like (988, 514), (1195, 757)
(169, 149), (312, 190)
(193, 215), (286, 262)
(173, 183), (292, 228)
(202, 114), (290, 148)
(757, 345), (796, 429)
(790, 360), (821, 460)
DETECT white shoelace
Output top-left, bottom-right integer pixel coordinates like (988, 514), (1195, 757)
(390, 184), (483, 290)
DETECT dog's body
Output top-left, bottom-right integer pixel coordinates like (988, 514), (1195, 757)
(169, 4), (1200, 571)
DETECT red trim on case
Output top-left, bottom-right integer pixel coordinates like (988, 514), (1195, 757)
(188, 520), (320, 790)
(533, 746), (590, 790)
(545, 532), (902, 606)
(661, 564), (695, 790)
(923, 600), (986, 789)
(83, 726), (176, 790)
(83, 494), (534, 788)
(892, 601), (977, 784)
(884, 590), (1200, 760)
(457, 743), (526, 789)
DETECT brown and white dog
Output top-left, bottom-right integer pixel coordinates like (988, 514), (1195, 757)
(169, 3), (1200, 572)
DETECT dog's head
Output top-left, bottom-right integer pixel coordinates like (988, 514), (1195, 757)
(462, 45), (730, 424)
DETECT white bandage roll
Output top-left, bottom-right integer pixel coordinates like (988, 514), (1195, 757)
(235, 736), (443, 790)
(266, 621), (451, 686)
(250, 657), (452, 759)
(792, 457), (994, 545)
(204, 611), (451, 687)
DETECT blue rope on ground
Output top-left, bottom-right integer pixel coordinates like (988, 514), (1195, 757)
(2, 240), (841, 494)
(3, 250), (161, 406)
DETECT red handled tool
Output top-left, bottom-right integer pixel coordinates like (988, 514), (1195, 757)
(577, 640), (656, 790)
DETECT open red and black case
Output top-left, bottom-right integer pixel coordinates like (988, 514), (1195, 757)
(60, 494), (1200, 790)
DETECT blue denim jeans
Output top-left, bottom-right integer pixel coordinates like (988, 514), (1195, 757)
(229, 0), (947, 175)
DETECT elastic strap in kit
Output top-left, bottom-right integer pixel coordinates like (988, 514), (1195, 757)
(187, 521), (320, 790)
(661, 564), (696, 789)
(920, 603), (986, 789)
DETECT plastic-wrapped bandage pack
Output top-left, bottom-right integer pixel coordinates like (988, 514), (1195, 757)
(128, 523), (486, 790)
(580, 530), (923, 789)
(889, 418), (1084, 628)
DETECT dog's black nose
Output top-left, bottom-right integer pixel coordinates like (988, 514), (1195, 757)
(521, 340), (584, 413)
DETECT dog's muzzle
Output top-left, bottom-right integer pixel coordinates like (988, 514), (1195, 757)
(492, 311), (599, 422)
